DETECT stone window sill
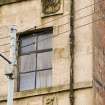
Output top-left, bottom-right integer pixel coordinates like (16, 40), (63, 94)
(0, 0), (29, 6)
(0, 81), (92, 102)
(0, 84), (69, 102)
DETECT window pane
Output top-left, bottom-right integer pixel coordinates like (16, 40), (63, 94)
(20, 36), (36, 54)
(38, 33), (52, 50)
(37, 51), (52, 70)
(47, 70), (52, 87)
(20, 72), (35, 91)
(19, 54), (36, 73)
(36, 70), (52, 88)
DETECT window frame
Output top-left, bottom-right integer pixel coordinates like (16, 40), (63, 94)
(17, 27), (53, 91)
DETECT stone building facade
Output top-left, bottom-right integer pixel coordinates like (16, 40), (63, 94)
(0, 0), (94, 105)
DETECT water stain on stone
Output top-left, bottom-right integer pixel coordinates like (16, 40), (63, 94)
(54, 48), (65, 59)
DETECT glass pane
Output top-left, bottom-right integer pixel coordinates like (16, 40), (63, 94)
(19, 54), (36, 73)
(20, 72), (35, 91)
(37, 51), (52, 70)
(20, 35), (36, 54)
(47, 70), (52, 87)
(38, 33), (52, 50)
(36, 70), (52, 88)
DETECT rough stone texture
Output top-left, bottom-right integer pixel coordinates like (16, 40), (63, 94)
(94, 0), (105, 105)
(74, 88), (93, 105)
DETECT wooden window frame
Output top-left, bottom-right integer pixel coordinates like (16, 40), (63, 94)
(17, 27), (53, 91)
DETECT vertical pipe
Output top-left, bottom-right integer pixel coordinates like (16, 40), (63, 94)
(7, 25), (17, 105)
(7, 79), (14, 105)
(70, 0), (75, 105)
(10, 25), (17, 66)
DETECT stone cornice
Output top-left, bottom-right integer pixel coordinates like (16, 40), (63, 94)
(0, 0), (30, 6)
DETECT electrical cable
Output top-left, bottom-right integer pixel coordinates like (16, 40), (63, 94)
(0, 43), (10, 47)
(1, 50), (10, 54)
(21, 15), (104, 49)
(0, 36), (10, 40)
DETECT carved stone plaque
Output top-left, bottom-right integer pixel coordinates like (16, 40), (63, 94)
(43, 95), (57, 105)
(41, 0), (61, 14)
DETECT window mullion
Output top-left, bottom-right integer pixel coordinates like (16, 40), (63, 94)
(35, 35), (38, 88)
(18, 38), (22, 91)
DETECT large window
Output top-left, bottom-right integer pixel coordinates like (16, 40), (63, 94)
(18, 28), (53, 91)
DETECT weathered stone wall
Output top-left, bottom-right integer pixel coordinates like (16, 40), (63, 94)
(74, 0), (94, 105)
(0, 0), (70, 99)
(0, 0), (94, 105)
(74, 88), (93, 105)
(74, 0), (94, 84)
(94, 0), (105, 105)
(0, 86), (70, 105)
